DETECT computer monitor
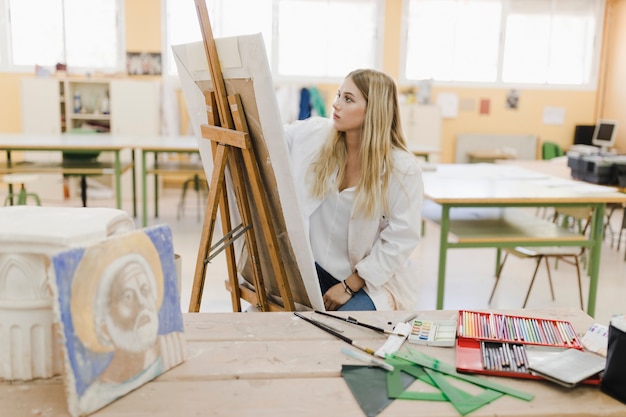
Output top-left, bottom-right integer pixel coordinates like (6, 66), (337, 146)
(592, 120), (618, 153)
(574, 125), (596, 146)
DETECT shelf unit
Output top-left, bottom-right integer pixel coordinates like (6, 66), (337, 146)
(20, 77), (160, 136)
(64, 78), (111, 132)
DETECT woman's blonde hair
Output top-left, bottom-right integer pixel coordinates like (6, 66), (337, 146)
(309, 69), (410, 219)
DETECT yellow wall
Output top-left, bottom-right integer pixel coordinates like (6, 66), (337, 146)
(602, 0), (626, 148)
(126, 0), (162, 52)
(0, 0), (622, 163)
(432, 87), (597, 162)
(383, 0), (403, 77)
(0, 73), (27, 133)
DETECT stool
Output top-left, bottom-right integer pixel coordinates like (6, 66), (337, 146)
(2, 174), (41, 206)
(177, 174), (208, 221)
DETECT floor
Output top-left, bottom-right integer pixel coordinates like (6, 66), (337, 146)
(14, 181), (626, 327)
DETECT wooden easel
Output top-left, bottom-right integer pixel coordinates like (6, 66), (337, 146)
(188, 0), (295, 313)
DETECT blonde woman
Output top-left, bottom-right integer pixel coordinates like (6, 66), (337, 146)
(285, 69), (424, 311)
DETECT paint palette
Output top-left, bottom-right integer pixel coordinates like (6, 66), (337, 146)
(408, 319), (457, 347)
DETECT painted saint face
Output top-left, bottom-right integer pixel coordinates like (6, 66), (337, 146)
(104, 261), (159, 352)
(332, 76), (367, 136)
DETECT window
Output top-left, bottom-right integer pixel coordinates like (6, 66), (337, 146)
(402, 0), (603, 87)
(163, 0), (272, 76)
(276, 0), (380, 78)
(0, 0), (123, 73)
(163, 0), (383, 80)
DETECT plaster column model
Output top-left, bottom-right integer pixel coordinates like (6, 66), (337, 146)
(0, 206), (135, 381)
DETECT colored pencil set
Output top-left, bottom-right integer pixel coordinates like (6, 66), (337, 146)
(455, 310), (593, 382)
(458, 310), (581, 348)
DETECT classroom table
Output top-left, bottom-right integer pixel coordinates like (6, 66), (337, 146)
(136, 135), (205, 227)
(467, 149), (516, 163)
(0, 134), (136, 214)
(410, 144), (440, 162)
(2, 308), (623, 417)
(421, 163), (626, 317)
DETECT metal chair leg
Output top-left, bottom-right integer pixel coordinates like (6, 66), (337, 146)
(488, 252), (509, 304)
(544, 257), (556, 301)
(574, 257), (584, 310)
(522, 256), (544, 308)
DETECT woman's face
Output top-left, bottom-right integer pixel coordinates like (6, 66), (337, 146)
(332, 76), (366, 136)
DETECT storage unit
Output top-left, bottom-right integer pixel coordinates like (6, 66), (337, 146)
(20, 77), (161, 135)
(400, 103), (442, 161)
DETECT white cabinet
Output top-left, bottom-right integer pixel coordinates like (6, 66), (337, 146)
(20, 77), (161, 135)
(110, 80), (161, 136)
(400, 103), (442, 162)
(20, 78), (62, 134)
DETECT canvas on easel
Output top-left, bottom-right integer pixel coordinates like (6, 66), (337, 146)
(173, 31), (323, 311)
(47, 225), (186, 417)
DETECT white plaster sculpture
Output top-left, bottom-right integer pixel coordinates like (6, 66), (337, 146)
(0, 206), (135, 381)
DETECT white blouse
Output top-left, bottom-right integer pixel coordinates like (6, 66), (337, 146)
(310, 187), (354, 281)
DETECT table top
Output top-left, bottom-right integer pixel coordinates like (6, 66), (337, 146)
(2, 308), (624, 417)
(0, 134), (201, 153)
(467, 150), (516, 160)
(423, 163), (626, 205)
(495, 157), (572, 179)
(410, 144), (440, 154)
(0, 133), (134, 151)
(135, 135), (200, 152)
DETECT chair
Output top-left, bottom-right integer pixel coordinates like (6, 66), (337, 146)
(176, 174), (209, 222)
(603, 203), (624, 248)
(542, 141), (564, 160)
(2, 174), (42, 206)
(489, 207), (592, 309)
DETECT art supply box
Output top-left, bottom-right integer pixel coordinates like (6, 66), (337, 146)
(455, 310), (602, 385)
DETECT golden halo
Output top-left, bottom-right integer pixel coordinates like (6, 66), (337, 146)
(69, 231), (164, 353)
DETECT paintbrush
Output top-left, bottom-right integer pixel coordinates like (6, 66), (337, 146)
(314, 310), (407, 337)
(294, 312), (376, 355)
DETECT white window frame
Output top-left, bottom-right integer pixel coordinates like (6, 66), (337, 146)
(0, 0), (125, 74)
(399, 0), (605, 90)
(162, 0), (384, 84)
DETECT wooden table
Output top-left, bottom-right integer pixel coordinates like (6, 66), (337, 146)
(136, 136), (205, 227)
(410, 144), (440, 162)
(422, 164), (626, 316)
(467, 150), (516, 163)
(0, 134), (136, 213)
(2, 308), (623, 416)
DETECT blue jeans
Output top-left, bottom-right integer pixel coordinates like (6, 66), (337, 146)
(315, 262), (375, 311)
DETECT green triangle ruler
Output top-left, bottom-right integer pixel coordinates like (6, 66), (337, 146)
(392, 348), (534, 402)
(385, 356), (502, 415)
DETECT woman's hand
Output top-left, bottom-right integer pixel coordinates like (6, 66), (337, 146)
(323, 283), (352, 311)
